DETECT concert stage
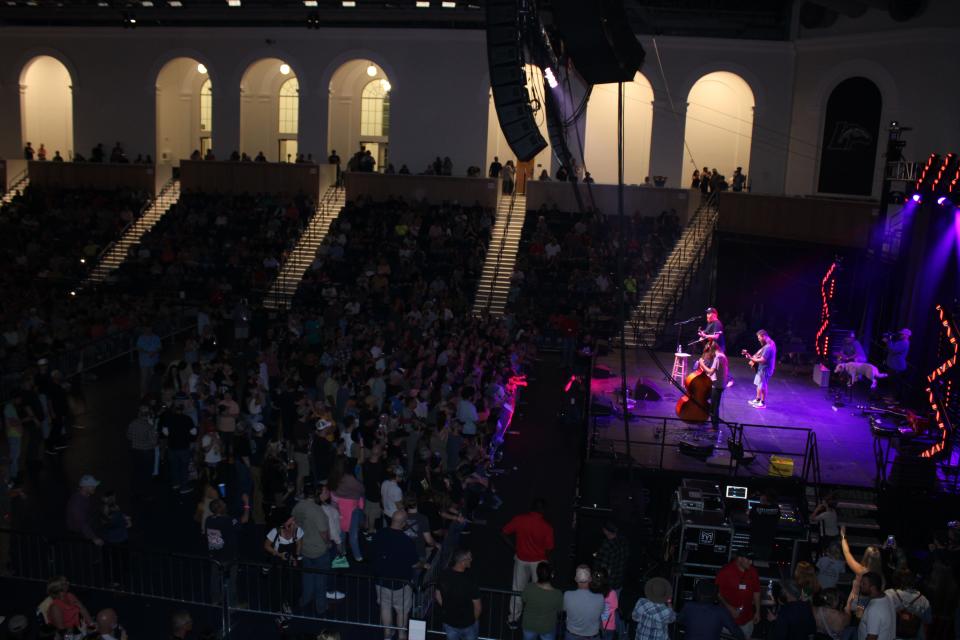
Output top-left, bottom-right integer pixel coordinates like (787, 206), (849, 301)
(589, 350), (920, 489)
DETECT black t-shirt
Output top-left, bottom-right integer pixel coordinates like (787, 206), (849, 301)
(371, 528), (418, 585)
(205, 514), (240, 560)
(165, 413), (196, 450)
(705, 319), (726, 352)
(363, 459), (386, 503)
(438, 568), (480, 628)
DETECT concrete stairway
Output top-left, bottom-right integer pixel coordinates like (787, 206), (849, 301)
(87, 179), (180, 283)
(263, 186), (346, 310)
(625, 196), (719, 347)
(2, 175), (29, 204)
(472, 193), (526, 316)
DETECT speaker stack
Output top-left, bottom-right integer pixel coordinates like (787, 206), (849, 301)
(548, 0), (646, 85)
(485, 0), (548, 162)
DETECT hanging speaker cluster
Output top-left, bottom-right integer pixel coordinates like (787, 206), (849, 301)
(485, 0), (548, 162)
(548, 0), (645, 85)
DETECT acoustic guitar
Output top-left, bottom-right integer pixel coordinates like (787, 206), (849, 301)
(741, 349), (758, 370)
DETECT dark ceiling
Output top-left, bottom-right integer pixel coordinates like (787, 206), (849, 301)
(0, 0), (795, 40)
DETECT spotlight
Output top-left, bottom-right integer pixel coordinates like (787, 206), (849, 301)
(911, 193), (922, 203)
(544, 67), (558, 89)
(938, 196), (948, 206)
(197, 63), (208, 74)
(366, 64), (377, 77)
(306, 10), (320, 27)
(69, 290), (77, 297)
(79, 257), (86, 264)
(280, 63), (291, 75)
(122, 12), (137, 27)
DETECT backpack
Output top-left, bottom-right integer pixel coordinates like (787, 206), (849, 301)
(894, 592), (923, 639)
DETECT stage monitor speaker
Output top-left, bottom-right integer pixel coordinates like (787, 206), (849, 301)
(581, 461), (612, 508)
(485, 0), (548, 162)
(550, 0), (646, 85)
(634, 378), (663, 401)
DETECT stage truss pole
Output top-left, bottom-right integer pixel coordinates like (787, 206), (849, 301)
(616, 80), (633, 474)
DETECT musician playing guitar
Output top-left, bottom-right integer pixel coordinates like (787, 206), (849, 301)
(741, 329), (776, 409)
(697, 307), (726, 352)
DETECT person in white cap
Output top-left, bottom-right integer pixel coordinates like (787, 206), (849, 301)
(66, 474), (103, 546)
(562, 564), (605, 639)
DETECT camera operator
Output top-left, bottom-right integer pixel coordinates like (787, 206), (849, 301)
(882, 329), (911, 401)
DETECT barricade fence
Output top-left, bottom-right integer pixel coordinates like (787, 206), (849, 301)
(0, 528), (519, 640)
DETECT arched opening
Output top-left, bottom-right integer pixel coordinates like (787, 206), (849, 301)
(584, 72), (654, 185)
(20, 55), (74, 161)
(683, 71), (755, 187)
(155, 57), (209, 165)
(818, 77), (882, 196)
(328, 60), (391, 172)
(485, 63), (553, 187)
(240, 58), (298, 162)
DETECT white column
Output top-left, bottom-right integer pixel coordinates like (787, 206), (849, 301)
(649, 99), (686, 189)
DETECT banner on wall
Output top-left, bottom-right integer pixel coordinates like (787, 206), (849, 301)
(817, 77), (882, 196)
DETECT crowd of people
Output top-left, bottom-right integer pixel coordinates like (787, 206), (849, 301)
(110, 191), (314, 302)
(0, 186), (150, 378)
(510, 204), (681, 352)
(24, 141), (153, 165)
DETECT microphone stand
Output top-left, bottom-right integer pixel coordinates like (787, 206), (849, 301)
(673, 316), (699, 355)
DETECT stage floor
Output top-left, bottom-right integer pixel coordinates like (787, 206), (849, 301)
(590, 350), (884, 488)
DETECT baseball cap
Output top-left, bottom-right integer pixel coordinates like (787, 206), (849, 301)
(705, 307), (717, 315)
(734, 548), (755, 560)
(79, 474), (100, 489)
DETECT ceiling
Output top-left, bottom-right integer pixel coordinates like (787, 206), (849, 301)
(0, 0), (795, 39)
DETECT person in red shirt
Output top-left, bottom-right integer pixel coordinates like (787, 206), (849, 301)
(715, 550), (761, 638)
(502, 498), (554, 626)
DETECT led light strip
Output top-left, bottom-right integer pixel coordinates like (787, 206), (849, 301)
(814, 262), (837, 358)
(922, 304), (958, 458)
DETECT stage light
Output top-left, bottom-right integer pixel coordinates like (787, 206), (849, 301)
(544, 67), (558, 89)
(141, 0), (154, 6)
(938, 196), (948, 206)
(441, 1), (456, 6)
(304, 0), (318, 4)
(226, 0), (240, 5)
(280, 63), (291, 75)
(197, 63), (207, 74)
(911, 193), (922, 203)
(342, 0), (356, 6)
(366, 64), (377, 77)
(416, 1), (430, 6)
(79, 257), (86, 264)
(168, 0), (182, 5)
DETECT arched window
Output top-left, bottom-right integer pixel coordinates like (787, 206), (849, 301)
(278, 77), (299, 135)
(361, 79), (391, 137)
(200, 78), (213, 132)
(818, 77), (882, 196)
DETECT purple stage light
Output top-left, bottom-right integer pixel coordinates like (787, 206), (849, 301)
(938, 196), (948, 206)
(912, 193), (922, 203)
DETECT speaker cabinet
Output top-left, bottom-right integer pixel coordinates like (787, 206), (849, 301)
(550, 0), (646, 85)
(486, 0), (548, 161)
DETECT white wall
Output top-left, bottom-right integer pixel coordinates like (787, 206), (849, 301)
(0, 25), (957, 198)
(239, 57), (293, 162)
(583, 72), (654, 185)
(785, 27), (960, 197)
(20, 55), (73, 159)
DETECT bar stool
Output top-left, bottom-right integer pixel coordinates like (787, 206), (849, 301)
(672, 351), (691, 384)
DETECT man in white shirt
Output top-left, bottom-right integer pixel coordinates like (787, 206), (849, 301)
(858, 572), (896, 640)
(457, 387), (479, 436)
(381, 465), (404, 522)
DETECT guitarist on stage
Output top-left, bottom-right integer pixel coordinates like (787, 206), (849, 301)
(742, 329), (776, 409)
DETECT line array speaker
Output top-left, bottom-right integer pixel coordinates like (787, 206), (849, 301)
(486, 0), (548, 162)
(550, 0), (646, 85)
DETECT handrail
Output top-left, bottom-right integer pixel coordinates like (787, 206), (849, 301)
(636, 192), (719, 343)
(4, 165), (29, 196)
(269, 183), (343, 308)
(483, 185), (518, 313)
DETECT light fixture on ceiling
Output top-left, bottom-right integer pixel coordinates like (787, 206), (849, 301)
(366, 64), (377, 77)
(141, 0), (154, 6)
(441, 1), (455, 7)
(416, 1), (429, 6)
(168, 0), (182, 5)
(380, 79), (391, 92)
(342, 0), (356, 6)
(197, 63), (208, 74)
(227, 0), (241, 6)
(280, 63), (291, 75)
(304, 0), (318, 5)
